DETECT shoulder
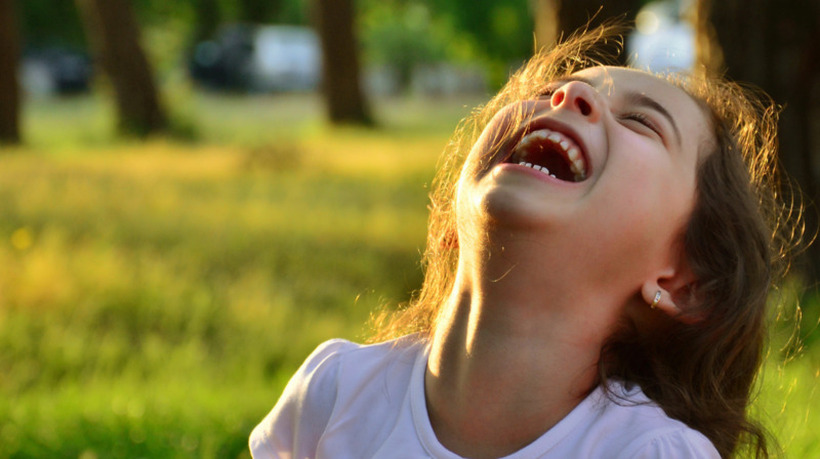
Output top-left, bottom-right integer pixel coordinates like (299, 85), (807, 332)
(249, 339), (354, 458)
(294, 335), (424, 388)
(320, 335), (426, 414)
(593, 382), (720, 458)
(271, 335), (423, 400)
(249, 336), (426, 458)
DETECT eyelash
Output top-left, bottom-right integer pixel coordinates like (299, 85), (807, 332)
(621, 112), (660, 135)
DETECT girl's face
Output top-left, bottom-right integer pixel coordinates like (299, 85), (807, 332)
(457, 66), (712, 304)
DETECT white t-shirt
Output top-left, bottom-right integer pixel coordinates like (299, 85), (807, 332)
(250, 337), (720, 458)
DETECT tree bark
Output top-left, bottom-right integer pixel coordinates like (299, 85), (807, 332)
(533, 0), (638, 62)
(313, 0), (373, 125)
(0, 0), (21, 144)
(75, 0), (167, 137)
(533, 0), (560, 51)
(695, 0), (820, 278)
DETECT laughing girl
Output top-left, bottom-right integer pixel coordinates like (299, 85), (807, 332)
(250, 26), (799, 458)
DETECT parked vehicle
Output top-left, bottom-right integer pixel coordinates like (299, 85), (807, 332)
(20, 46), (93, 96)
(189, 24), (321, 92)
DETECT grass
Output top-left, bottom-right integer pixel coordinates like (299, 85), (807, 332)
(2, 90), (819, 458)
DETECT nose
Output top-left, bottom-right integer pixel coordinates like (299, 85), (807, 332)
(550, 81), (600, 122)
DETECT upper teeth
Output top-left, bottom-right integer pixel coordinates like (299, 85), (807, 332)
(512, 129), (587, 180)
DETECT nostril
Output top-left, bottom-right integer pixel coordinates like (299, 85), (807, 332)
(576, 98), (591, 116)
(551, 91), (565, 106)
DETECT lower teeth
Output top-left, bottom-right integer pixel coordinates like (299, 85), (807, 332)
(519, 161), (552, 177)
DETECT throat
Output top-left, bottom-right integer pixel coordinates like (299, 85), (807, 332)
(426, 292), (602, 457)
(425, 344), (593, 458)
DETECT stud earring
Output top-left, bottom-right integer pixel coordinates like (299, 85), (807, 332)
(650, 290), (662, 309)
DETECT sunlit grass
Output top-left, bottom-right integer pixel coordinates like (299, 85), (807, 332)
(2, 91), (819, 458)
(2, 91), (465, 458)
(761, 353), (820, 456)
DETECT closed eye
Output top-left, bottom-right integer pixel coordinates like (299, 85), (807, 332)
(620, 112), (662, 137)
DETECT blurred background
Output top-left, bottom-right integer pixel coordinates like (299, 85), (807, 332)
(0, 0), (818, 457)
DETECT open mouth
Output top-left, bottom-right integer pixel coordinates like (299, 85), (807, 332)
(507, 128), (588, 182)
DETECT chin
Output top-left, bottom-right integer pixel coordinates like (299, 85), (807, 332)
(474, 186), (555, 232)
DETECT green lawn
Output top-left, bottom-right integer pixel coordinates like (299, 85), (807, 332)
(1, 91), (818, 458)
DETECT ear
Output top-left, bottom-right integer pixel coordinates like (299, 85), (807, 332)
(640, 260), (703, 324)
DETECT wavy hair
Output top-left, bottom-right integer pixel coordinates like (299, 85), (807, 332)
(370, 24), (803, 458)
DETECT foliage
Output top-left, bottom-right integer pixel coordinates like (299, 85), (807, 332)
(361, 2), (446, 90)
(15, 0), (531, 95)
(427, 0), (532, 61)
(16, 0), (86, 47)
(359, 0), (535, 90)
(424, 0), (534, 86)
(360, 1), (484, 92)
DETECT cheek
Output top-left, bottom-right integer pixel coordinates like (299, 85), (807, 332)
(580, 163), (694, 272)
(595, 160), (662, 222)
(603, 173), (693, 233)
(474, 110), (513, 155)
(454, 175), (484, 239)
(465, 102), (538, 171)
(602, 136), (695, 222)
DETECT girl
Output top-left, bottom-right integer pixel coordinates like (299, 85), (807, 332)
(250, 26), (799, 458)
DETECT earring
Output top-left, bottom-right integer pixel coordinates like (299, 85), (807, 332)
(650, 290), (662, 309)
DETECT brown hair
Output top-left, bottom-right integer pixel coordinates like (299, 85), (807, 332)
(600, 71), (802, 457)
(370, 25), (802, 458)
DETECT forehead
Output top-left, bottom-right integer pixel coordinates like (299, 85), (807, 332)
(572, 66), (706, 122)
(572, 66), (692, 106)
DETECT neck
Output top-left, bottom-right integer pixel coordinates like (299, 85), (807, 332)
(425, 231), (621, 458)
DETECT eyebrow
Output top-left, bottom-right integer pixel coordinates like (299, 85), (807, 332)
(623, 92), (682, 147)
(548, 76), (682, 147)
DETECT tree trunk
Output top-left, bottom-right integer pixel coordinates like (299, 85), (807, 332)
(313, 0), (373, 126)
(534, 0), (638, 62)
(0, 0), (21, 144)
(192, 0), (222, 44)
(695, 0), (820, 279)
(75, 0), (167, 137)
(533, 0), (560, 51)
